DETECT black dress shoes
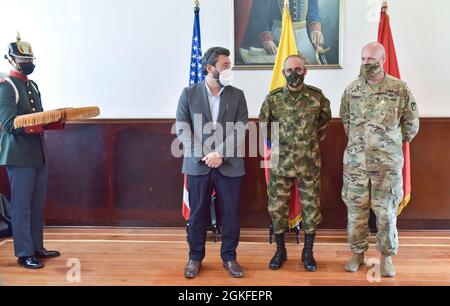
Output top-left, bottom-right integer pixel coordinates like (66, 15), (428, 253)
(184, 259), (202, 279)
(17, 256), (44, 269)
(35, 248), (61, 259)
(223, 260), (244, 278)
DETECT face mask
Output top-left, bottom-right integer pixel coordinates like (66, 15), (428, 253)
(210, 67), (234, 87)
(17, 61), (35, 76)
(286, 71), (304, 88)
(218, 68), (234, 87)
(360, 62), (382, 80)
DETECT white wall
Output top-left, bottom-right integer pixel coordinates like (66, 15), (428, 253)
(0, 0), (449, 118)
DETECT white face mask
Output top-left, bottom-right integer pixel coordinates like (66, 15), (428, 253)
(219, 68), (234, 87)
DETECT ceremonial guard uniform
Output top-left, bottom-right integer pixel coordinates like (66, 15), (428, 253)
(0, 34), (63, 269)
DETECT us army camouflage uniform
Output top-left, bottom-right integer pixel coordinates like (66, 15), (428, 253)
(260, 85), (332, 235)
(340, 74), (420, 256)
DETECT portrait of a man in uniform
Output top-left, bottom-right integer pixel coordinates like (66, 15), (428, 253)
(234, 0), (342, 68)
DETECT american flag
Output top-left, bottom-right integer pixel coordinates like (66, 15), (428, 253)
(183, 3), (204, 221)
(189, 6), (204, 86)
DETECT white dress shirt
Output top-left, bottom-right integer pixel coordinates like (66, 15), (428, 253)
(205, 82), (224, 127)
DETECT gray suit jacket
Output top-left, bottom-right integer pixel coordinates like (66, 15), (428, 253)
(176, 81), (249, 177)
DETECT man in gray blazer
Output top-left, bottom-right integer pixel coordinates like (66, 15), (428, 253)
(176, 47), (248, 279)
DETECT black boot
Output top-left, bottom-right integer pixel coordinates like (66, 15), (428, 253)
(302, 233), (317, 272)
(269, 234), (287, 270)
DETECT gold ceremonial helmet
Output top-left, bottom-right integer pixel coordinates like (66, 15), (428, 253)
(6, 32), (35, 60)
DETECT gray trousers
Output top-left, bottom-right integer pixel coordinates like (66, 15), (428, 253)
(6, 165), (48, 257)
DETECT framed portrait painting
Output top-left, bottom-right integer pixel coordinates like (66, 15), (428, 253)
(233, 0), (344, 69)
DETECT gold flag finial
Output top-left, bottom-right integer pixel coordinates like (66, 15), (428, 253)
(382, 0), (388, 11)
(194, 0), (199, 8)
(284, 0), (289, 9)
(16, 32), (21, 42)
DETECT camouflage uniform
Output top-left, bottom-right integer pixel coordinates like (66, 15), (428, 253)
(260, 85), (332, 235)
(340, 74), (420, 256)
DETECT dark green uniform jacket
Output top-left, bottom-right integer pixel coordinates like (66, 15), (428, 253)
(0, 71), (46, 168)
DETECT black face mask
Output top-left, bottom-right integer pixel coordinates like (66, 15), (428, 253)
(286, 71), (304, 88)
(17, 62), (35, 76)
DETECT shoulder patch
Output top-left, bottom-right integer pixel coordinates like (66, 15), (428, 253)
(269, 87), (284, 96)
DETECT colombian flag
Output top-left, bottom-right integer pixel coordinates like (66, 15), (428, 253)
(266, 0), (302, 228)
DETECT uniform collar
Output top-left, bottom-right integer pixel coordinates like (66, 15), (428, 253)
(284, 84), (307, 101)
(361, 74), (388, 94)
(9, 70), (28, 82)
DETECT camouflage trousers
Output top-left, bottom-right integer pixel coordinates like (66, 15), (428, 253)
(268, 172), (322, 235)
(342, 165), (403, 256)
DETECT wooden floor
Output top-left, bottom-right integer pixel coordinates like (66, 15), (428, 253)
(1, 227), (450, 286)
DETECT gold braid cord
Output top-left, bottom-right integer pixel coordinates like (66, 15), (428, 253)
(13, 106), (100, 129)
(63, 107), (100, 121)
